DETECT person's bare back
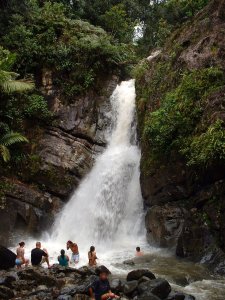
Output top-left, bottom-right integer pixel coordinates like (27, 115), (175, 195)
(16, 246), (24, 260)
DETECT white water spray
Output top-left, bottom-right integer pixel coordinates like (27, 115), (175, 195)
(52, 80), (145, 251)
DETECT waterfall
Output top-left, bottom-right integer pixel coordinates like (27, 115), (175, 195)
(52, 79), (144, 250)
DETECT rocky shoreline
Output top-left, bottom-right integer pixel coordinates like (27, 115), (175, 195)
(0, 265), (195, 300)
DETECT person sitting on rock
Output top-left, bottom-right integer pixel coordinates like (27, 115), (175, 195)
(67, 240), (79, 264)
(89, 266), (119, 300)
(135, 246), (144, 257)
(58, 249), (69, 267)
(88, 246), (98, 267)
(15, 241), (29, 268)
(31, 242), (50, 268)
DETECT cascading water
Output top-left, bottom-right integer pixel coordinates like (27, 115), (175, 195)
(52, 79), (145, 250)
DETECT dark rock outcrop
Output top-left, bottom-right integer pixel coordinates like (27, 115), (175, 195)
(0, 246), (16, 270)
(145, 205), (187, 247)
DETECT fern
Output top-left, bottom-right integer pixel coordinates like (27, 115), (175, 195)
(0, 145), (10, 162)
(0, 132), (28, 162)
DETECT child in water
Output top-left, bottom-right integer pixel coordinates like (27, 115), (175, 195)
(88, 246), (98, 266)
(89, 266), (119, 300)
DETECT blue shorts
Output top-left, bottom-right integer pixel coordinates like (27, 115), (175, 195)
(71, 253), (79, 263)
(15, 258), (22, 266)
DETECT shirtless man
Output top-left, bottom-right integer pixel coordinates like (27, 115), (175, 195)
(136, 246), (144, 257)
(15, 242), (29, 268)
(67, 240), (79, 264)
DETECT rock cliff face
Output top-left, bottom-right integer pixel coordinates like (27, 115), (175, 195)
(136, 0), (225, 273)
(0, 72), (119, 246)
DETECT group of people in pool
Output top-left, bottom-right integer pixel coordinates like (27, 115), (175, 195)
(15, 240), (99, 268)
(15, 240), (144, 269)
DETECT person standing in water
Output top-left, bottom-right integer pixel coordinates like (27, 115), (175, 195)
(67, 240), (79, 264)
(135, 246), (144, 257)
(58, 249), (69, 267)
(88, 246), (98, 266)
(89, 266), (119, 300)
(15, 242), (29, 268)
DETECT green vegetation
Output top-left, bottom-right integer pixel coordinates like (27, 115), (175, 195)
(0, 46), (33, 163)
(137, 67), (225, 169)
(181, 120), (225, 167)
(0, 46), (34, 93)
(1, 1), (135, 100)
(0, 130), (28, 162)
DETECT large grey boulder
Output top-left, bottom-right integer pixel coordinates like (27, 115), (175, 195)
(138, 278), (171, 300)
(127, 269), (156, 281)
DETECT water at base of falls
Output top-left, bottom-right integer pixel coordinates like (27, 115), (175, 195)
(10, 80), (225, 300)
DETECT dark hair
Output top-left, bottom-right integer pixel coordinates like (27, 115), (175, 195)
(19, 242), (25, 247)
(96, 265), (111, 276)
(61, 249), (65, 258)
(67, 240), (72, 244)
(90, 246), (95, 256)
(136, 247), (140, 252)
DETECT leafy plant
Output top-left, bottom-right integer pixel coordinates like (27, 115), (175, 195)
(143, 68), (225, 163)
(0, 131), (28, 162)
(0, 46), (34, 93)
(181, 120), (225, 167)
(24, 94), (52, 120)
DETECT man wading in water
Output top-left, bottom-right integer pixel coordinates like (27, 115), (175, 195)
(67, 240), (79, 264)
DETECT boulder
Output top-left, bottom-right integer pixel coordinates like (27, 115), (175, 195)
(138, 276), (151, 284)
(0, 285), (14, 299)
(123, 280), (138, 295)
(0, 246), (16, 270)
(123, 259), (135, 266)
(78, 266), (97, 276)
(57, 296), (73, 300)
(166, 292), (195, 300)
(110, 278), (124, 293)
(136, 294), (161, 300)
(127, 269), (156, 281)
(60, 274), (98, 296)
(18, 268), (58, 287)
(0, 273), (16, 287)
(138, 278), (171, 299)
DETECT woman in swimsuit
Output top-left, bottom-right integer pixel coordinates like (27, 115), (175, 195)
(15, 242), (29, 268)
(88, 246), (98, 266)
